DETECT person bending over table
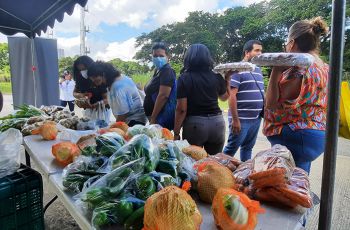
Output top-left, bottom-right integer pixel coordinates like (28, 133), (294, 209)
(263, 17), (329, 174)
(88, 61), (147, 126)
(174, 43), (230, 155)
(72, 56), (110, 123)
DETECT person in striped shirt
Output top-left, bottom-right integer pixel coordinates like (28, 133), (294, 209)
(223, 40), (264, 161)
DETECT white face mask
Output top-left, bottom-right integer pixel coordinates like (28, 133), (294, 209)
(81, 70), (88, 79)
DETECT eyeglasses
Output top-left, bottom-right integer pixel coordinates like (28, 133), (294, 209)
(282, 39), (293, 52)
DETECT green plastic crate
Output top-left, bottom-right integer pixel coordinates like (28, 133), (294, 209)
(0, 164), (44, 230)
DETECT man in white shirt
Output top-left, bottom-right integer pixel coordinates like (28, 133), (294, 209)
(59, 70), (76, 111)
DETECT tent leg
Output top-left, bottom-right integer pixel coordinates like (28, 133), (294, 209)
(31, 38), (37, 107)
(318, 0), (347, 230)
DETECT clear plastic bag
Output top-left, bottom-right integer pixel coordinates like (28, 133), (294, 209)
(0, 128), (23, 178)
(199, 153), (241, 172)
(126, 124), (162, 140)
(95, 132), (126, 157)
(107, 134), (159, 173)
(251, 144), (295, 178)
(62, 156), (108, 193)
(57, 123), (97, 143)
(75, 158), (145, 209)
(248, 145), (295, 190)
(251, 52), (315, 67)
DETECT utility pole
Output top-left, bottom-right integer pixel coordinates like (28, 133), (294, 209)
(80, 5), (90, 55)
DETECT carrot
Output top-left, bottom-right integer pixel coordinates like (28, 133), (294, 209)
(252, 174), (287, 189)
(278, 187), (312, 208)
(249, 168), (286, 180)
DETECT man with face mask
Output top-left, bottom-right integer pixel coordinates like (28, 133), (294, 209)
(223, 40), (264, 162)
(143, 42), (177, 130)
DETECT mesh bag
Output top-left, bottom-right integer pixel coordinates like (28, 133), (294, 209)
(182, 145), (208, 161)
(212, 188), (264, 230)
(143, 186), (202, 230)
(195, 161), (235, 203)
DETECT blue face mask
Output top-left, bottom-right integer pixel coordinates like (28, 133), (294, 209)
(152, 57), (167, 69)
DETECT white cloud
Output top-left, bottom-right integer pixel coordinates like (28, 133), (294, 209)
(95, 37), (138, 61)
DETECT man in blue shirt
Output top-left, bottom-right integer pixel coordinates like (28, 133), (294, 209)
(223, 40), (264, 161)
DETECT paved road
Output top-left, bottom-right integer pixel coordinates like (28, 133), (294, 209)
(2, 94), (350, 230)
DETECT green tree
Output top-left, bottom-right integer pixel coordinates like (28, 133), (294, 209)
(108, 58), (150, 76)
(58, 56), (76, 76)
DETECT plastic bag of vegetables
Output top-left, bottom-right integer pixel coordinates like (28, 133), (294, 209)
(91, 194), (146, 230)
(62, 156), (108, 193)
(143, 186), (202, 230)
(107, 134), (159, 173)
(125, 124), (162, 140)
(95, 132), (125, 157)
(76, 158), (145, 209)
(212, 188), (264, 230)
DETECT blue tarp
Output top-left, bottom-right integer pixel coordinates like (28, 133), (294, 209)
(0, 0), (87, 38)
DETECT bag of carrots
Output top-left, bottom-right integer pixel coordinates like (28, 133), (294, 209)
(212, 188), (265, 230)
(249, 145), (295, 189)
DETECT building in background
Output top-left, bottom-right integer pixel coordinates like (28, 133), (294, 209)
(57, 48), (65, 59)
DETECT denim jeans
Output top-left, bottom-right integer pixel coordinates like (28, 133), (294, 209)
(223, 118), (261, 162)
(267, 125), (325, 173)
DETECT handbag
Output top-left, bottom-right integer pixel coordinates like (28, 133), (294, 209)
(250, 73), (265, 118)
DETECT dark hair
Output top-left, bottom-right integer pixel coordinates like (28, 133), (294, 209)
(183, 43), (214, 72)
(87, 61), (121, 87)
(242, 40), (262, 54)
(73, 55), (94, 80)
(152, 42), (168, 53)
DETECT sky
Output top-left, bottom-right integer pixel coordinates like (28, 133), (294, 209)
(0, 0), (264, 62)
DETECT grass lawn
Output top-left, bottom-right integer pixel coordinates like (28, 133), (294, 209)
(0, 82), (12, 94)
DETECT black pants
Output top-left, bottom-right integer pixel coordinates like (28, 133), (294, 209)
(60, 100), (74, 111)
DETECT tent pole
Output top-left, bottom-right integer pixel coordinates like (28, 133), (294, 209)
(318, 0), (346, 229)
(30, 38), (37, 107)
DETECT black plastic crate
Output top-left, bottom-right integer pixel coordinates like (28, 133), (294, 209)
(0, 164), (44, 230)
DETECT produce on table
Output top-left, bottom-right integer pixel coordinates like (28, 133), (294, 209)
(254, 167), (313, 208)
(79, 159), (144, 209)
(125, 124), (162, 140)
(233, 160), (253, 193)
(182, 145), (208, 161)
(135, 175), (156, 200)
(195, 161), (235, 203)
(248, 145), (295, 191)
(212, 188), (264, 230)
(109, 134), (159, 173)
(143, 186), (202, 230)
(124, 206), (145, 230)
(32, 121), (58, 140)
(199, 152), (241, 171)
(161, 128), (174, 140)
(110, 121), (129, 132)
(62, 156), (107, 192)
(52, 141), (80, 166)
(0, 118), (27, 132)
(0, 104), (43, 120)
(95, 132), (125, 157)
(76, 134), (96, 149)
(108, 128), (126, 137)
